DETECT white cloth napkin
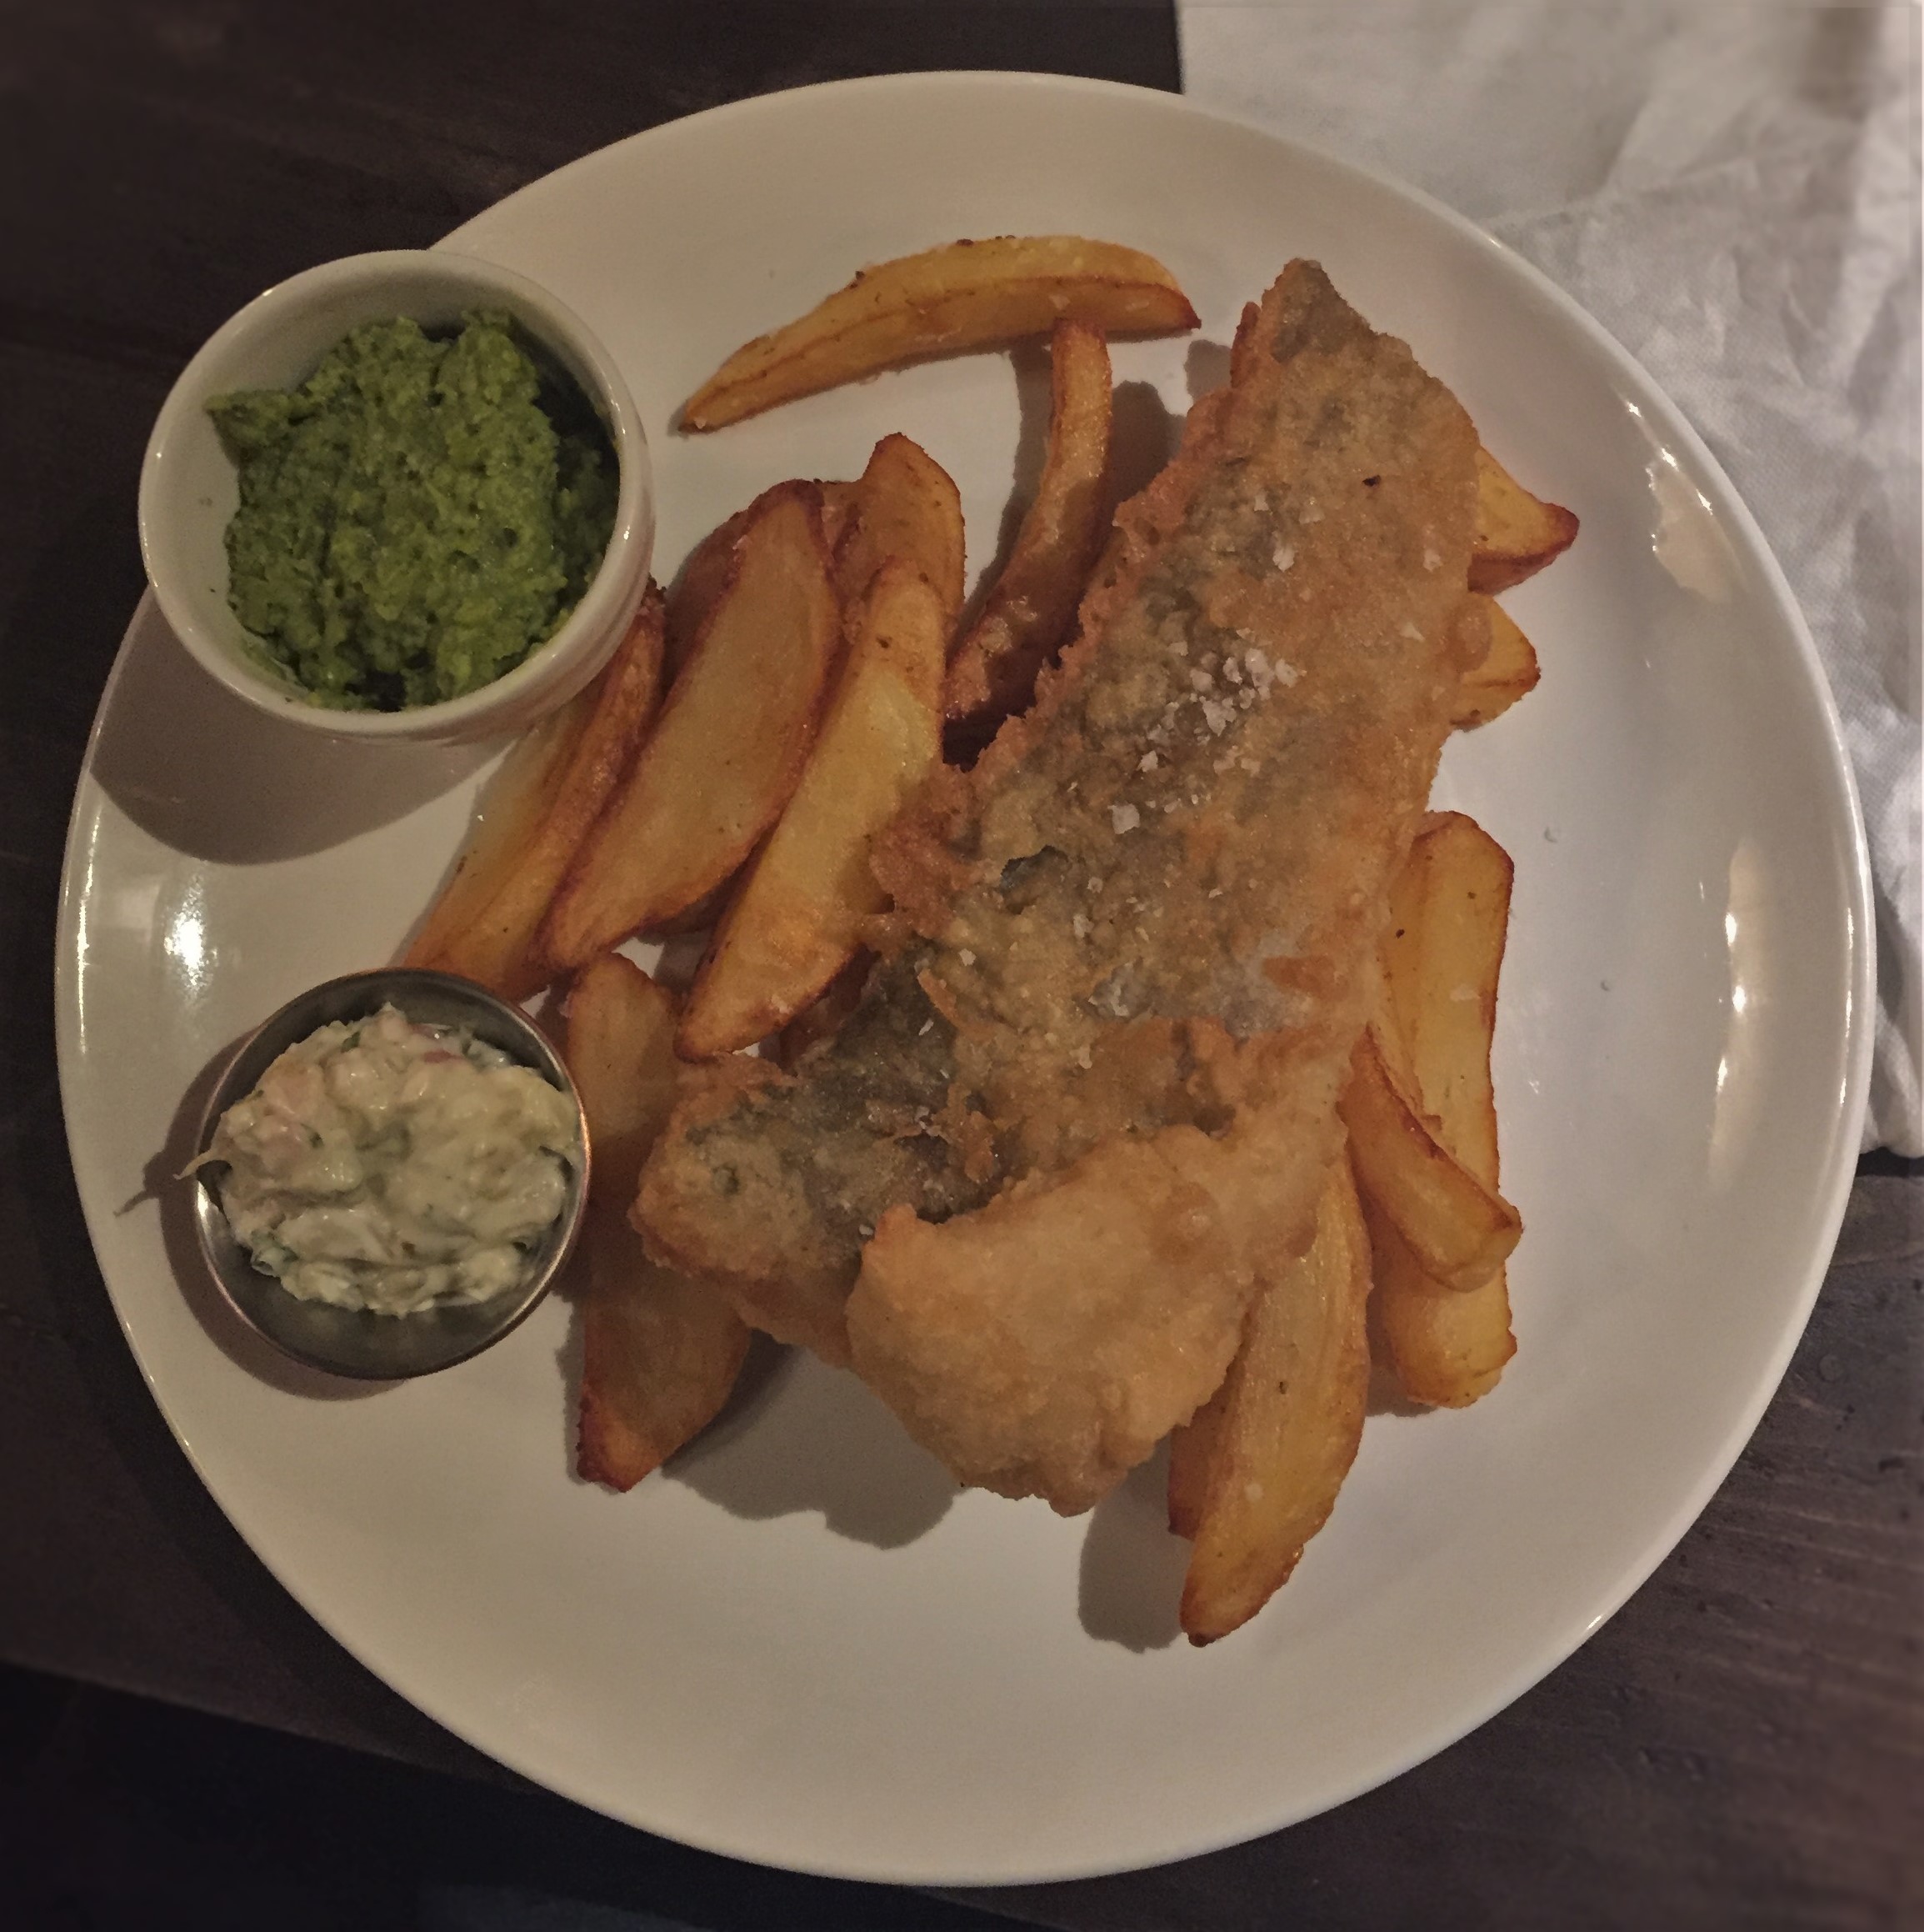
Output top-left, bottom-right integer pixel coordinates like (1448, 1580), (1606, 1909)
(1178, 1), (1921, 1154)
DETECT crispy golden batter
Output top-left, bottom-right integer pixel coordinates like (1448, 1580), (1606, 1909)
(637, 262), (1482, 1507)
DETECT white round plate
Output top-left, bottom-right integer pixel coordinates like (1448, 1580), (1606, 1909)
(57, 75), (1871, 1884)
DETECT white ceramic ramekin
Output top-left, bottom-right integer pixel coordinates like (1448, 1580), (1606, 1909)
(139, 248), (652, 744)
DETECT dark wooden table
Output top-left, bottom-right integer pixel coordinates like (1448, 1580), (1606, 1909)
(2, 5), (1918, 1926)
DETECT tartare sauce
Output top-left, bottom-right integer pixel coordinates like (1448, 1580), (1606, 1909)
(199, 1004), (579, 1315)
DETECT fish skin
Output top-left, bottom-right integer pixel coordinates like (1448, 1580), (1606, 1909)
(637, 261), (1482, 1501)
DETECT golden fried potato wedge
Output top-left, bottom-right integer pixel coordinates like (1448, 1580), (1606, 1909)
(404, 692), (590, 969)
(1367, 1206), (1514, 1408)
(944, 318), (1114, 737)
(665, 500), (760, 682)
(1382, 812), (1513, 1180)
(1361, 945), (1417, 1095)
(1367, 811), (1518, 1404)
(681, 234), (1197, 430)
(678, 558), (945, 1059)
(832, 434), (966, 620)
(1340, 1022), (1520, 1295)
(563, 953), (684, 1206)
(1452, 596), (1540, 729)
(1169, 1159), (1373, 1644)
(563, 955), (750, 1491)
(577, 1220), (753, 1491)
(542, 483), (839, 969)
(405, 592), (666, 1000)
(666, 479), (857, 682)
(1470, 448), (1579, 593)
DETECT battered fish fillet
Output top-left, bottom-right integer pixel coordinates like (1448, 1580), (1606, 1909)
(637, 262), (1484, 1512)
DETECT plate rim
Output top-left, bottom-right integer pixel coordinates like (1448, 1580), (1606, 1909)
(54, 69), (1876, 1884)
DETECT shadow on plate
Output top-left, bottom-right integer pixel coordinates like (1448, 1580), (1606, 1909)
(666, 1342), (957, 1550)
(952, 335), (1057, 636)
(1366, 1359), (1429, 1419)
(1110, 377), (1181, 506)
(91, 599), (495, 865)
(1077, 1441), (1188, 1653)
(140, 1027), (386, 1401)
(1185, 337), (1232, 404)
(953, 350), (1181, 647)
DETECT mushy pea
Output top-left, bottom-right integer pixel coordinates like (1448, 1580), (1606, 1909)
(208, 311), (617, 710)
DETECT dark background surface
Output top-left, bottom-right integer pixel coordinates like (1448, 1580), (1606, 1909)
(1, 3), (1918, 1926)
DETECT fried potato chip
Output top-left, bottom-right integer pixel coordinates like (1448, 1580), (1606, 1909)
(1169, 1158), (1372, 1644)
(406, 592), (665, 999)
(563, 955), (750, 1491)
(404, 691), (590, 970)
(1367, 811), (1518, 1404)
(564, 953), (684, 1205)
(1382, 812), (1512, 1175)
(679, 558), (945, 1059)
(666, 508), (755, 688)
(542, 483), (839, 969)
(681, 234), (1197, 430)
(944, 318), (1114, 739)
(1470, 448), (1579, 593)
(666, 478), (857, 683)
(1452, 596), (1540, 728)
(1341, 1021), (1520, 1295)
(832, 433), (967, 622)
(1367, 1204), (1513, 1408)
(576, 1220), (755, 1492)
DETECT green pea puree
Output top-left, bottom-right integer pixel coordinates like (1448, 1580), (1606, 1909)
(208, 310), (616, 710)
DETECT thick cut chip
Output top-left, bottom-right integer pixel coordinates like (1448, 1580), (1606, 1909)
(666, 479), (857, 682)
(944, 319), (1114, 740)
(1367, 1204), (1513, 1407)
(832, 434), (967, 622)
(1340, 1023), (1520, 1294)
(577, 1219), (754, 1490)
(542, 483), (839, 969)
(1452, 596), (1540, 729)
(666, 507), (757, 684)
(564, 953), (684, 1204)
(679, 559), (945, 1059)
(681, 234), (1197, 430)
(1469, 448), (1579, 593)
(1382, 812), (1512, 1177)
(1367, 811), (1517, 1403)
(563, 955), (749, 1490)
(405, 592), (666, 1001)
(405, 692), (589, 970)
(1168, 1158), (1373, 1644)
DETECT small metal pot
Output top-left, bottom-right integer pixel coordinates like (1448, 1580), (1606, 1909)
(189, 969), (588, 1379)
